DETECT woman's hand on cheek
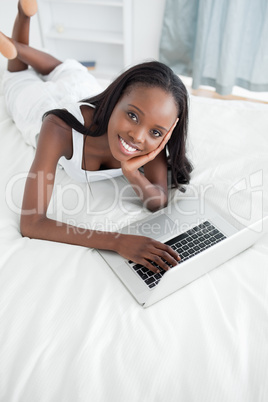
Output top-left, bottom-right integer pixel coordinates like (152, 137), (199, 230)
(121, 118), (179, 176)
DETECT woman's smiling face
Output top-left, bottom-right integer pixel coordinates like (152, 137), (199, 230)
(107, 85), (178, 162)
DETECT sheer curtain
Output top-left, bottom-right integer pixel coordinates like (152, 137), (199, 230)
(159, 0), (268, 95)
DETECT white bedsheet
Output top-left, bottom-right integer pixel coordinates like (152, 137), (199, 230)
(0, 68), (268, 402)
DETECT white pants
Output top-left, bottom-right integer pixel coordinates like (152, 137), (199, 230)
(2, 59), (103, 147)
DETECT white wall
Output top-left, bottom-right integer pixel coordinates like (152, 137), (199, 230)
(0, 0), (42, 45)
(0, 0), (166, 68)
(132, 0), (166, 64)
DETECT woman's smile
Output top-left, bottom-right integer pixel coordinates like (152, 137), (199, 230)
(118, 135), (140, 155)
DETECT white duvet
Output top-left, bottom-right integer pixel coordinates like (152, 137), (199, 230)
(0, 68), (268, 402)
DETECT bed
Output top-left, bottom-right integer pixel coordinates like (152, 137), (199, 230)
(1, 60), (268, 401)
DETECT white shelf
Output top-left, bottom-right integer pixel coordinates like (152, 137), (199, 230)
(37, 0), (132, 79)
(47, 27), (124, 45)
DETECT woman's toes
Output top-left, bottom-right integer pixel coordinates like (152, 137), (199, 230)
(0, 32), (17, 59)
(19, 0), (38, 17)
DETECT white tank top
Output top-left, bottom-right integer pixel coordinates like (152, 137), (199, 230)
(58, 102), (123, 182)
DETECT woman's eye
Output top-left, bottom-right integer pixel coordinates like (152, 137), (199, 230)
(128, 112), (138, 122)
(151, 129), (162, 138)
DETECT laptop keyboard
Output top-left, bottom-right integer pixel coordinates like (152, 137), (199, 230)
(131, 221), (226, 289)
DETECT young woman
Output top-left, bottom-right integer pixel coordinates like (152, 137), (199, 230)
(0, 0), (192, 273)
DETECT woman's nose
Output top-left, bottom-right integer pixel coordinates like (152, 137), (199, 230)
(129, 127), (146, 144)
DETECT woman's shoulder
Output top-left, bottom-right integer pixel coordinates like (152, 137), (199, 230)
(39, 113), (73, 160)
(43, 112), (71, 129)
(80, 103), (95, 127)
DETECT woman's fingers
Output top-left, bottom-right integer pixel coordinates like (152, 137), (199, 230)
(161, 118), (179, 147)
(117, 235), (181, 273)
(147, 117), (179, 160)
(140, 241), (181, 273)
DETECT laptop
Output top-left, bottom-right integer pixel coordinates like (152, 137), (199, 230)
(98, 198), (268, 308)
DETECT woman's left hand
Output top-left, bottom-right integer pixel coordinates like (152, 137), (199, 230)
(121, 118), (179, 175)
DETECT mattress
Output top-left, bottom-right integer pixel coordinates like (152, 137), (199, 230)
(0, 65), (268, 401)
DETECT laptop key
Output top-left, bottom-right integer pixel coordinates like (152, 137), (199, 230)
(133, 264), (143, 271)
(137, 271), (148, 280)
(191, 234), (198, 239)
(182, 251), (190, 257)
(165, 231), (190, 246)
(210, 229), (220, 236)
(145, 277), (155, 286)
(215, 232), (226, 240)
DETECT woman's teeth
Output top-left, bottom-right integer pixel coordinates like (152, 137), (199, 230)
(120, 136), (138, 152)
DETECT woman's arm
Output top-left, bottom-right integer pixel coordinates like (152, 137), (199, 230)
(20, 116), (180, 272)
(122, 149), (168, 212)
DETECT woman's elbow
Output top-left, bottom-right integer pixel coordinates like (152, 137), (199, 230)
(20, 214), (44, 238)
(20, 216), (33, 238)
(145, 195), (168, 212)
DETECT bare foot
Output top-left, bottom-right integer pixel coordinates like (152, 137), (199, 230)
(0, 32), (17, 59)
(19, 0), (38, 17)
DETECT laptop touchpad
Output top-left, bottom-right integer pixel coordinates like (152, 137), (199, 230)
(121, 214), (178, 240)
